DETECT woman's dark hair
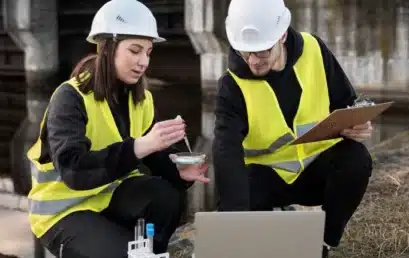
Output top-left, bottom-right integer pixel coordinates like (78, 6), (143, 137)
(70, 39), (147, 105)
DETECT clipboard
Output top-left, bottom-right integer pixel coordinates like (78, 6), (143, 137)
(290, 101), (394, 145)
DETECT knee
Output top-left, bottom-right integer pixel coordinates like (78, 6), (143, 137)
(152, 179), (186, 218)
(337, 139), (373, 180)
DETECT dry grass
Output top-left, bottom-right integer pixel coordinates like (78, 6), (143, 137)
(369, 130), (409, 155)
(333, 146), (409, 258)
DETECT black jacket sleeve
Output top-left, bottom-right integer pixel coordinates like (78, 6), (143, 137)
(46, 84), (141, 190)
(313, 35), (358, 110)
(212, 75), (251, 211)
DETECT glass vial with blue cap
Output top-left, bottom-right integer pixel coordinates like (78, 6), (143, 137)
(146, 223), (154, 254)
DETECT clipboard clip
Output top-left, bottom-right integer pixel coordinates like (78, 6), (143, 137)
(348, 95), (375, 108)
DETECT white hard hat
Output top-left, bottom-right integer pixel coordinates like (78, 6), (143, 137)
(87, 0), (165, 44)
(225, 0), (291, 52)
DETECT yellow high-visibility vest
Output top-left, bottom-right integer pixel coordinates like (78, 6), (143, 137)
(27, 73), (154, 237)
(229, 32), (343, 184)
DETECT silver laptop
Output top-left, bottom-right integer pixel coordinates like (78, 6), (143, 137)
(194, 210), (325, 258)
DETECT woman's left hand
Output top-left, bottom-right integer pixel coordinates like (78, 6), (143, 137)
(169, 154), (210, 183)
(340, 121), (373, 142)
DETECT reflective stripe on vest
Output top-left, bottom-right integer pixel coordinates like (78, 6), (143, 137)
(303, 154), (319, 168)
(243, 122), (320, 173)
(271, 160), (301, 173)
(29, 182), (120, 215)
(269, 154), (319, 173)
(243, 132), (295, 157)
(296, 123), (316, 138)
(243, 122), (317, 157)
(32, 167), (61, 183)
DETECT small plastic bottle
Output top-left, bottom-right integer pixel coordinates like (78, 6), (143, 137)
(146, 223), (155, 254)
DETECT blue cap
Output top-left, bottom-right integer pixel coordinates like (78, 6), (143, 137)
(146, 223), (154, 237)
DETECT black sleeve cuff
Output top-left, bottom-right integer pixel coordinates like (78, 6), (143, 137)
(105, 137), (141, 181)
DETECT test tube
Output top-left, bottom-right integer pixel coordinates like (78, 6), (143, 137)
(146, 223), (155, 254)
(138, 218), (145, 239)
(134, 218), (145, 249)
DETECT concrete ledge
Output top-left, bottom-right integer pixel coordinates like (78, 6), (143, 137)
(0, 178), (28, 212)
(358, 88), (409, 113)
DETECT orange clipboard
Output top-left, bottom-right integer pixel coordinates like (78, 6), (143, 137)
(290, 101), (394, 145)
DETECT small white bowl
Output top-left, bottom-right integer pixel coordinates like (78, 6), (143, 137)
(170, 152), (206, 165)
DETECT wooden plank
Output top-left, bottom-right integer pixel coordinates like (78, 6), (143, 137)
(0, 157), (11, 177)
(0, 125), (18, 140)
(59, 4), (183, 16)
(0, 35), (22, 53)
(0, 92), (26, 109)
(0, 109), (26, 127)
(0, 142), (9, 157)
(0, 70), (25, 77)
(0, 63), (25, 73)
(0, 80), (26, 94)
(58, 0), (184, 13)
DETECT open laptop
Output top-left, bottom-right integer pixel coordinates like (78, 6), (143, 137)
(194, 210), (325, 258)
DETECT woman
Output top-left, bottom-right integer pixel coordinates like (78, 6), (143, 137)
(26, 0), (209, 257)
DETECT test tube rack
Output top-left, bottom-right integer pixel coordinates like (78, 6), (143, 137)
(127, 238), (169, 258)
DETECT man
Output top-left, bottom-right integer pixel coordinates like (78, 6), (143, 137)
(212, 0), (373, 257)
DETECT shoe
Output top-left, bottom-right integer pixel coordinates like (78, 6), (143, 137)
(322, 245), (329, 258)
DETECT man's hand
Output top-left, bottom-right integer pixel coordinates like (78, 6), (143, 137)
(340, 121), (373, 142)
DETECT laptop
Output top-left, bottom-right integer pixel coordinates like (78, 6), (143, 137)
(194, 210), (325, 258)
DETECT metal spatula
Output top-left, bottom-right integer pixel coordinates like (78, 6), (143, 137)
(176, 115), (192, 153)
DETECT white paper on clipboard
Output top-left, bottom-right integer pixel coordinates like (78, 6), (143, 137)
(290, 101), (394, 145)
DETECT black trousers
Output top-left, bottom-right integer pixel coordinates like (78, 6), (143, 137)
(40, 176), (186, 258)
(247, 139), (372, 247)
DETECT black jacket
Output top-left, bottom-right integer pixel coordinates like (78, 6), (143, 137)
(41, 81), (189, 191)
(212, 27), (357, 211)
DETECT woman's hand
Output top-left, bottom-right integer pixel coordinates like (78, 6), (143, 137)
(340, 121), (373, 142)
(133, 119), (185, 158)
(169, 155), (210, 183)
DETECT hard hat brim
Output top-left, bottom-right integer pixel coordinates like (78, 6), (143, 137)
(226, 8), (291, 52)
(86, 34), (166, 44)
(229, 40), (279, 53)
(153, 36), (166, 43)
